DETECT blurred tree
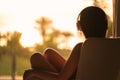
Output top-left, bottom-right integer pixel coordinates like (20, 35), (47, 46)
(35, 16), (52, 42)
(0, 33), (6, 58)
(0, 31), (32, 57)
(5, 32), (23, 80)
(34, 16), (73, 53)
(93, 0), (109, 9)
(0, 31), (32, 77)
(0, 31), (32, 80)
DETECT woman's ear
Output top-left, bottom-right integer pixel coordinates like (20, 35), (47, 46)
(76, 21), (81, 31)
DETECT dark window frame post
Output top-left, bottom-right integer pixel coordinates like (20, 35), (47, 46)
(113, 0), (120, 37)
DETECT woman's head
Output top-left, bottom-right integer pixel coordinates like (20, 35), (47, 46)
(77, 6), (108, 38)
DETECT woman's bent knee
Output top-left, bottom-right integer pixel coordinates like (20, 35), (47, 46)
(30, 52), (44, 68)
(31, 52), (43, 62)
(44, 48), (59, 57)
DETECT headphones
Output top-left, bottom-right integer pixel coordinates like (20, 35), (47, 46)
(76, 13), (82, 31)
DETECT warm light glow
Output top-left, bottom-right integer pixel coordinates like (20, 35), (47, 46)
(0, 0), (112, 48)
(20, 29), (42, 47)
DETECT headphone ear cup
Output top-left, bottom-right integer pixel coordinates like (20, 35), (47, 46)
(77, 21), (81, 31)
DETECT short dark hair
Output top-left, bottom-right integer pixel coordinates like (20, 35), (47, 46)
(77, 6), (108, 38)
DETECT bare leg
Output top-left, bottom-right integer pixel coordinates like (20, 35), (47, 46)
(44, 48), (66, 72)
(30, 52), (58, 73)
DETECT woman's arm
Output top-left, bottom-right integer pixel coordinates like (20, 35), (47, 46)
(58, 43), (83, 80)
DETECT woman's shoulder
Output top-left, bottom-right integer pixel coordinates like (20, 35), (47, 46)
(73, 42), (83, 50)
(75, 42), (83, 47)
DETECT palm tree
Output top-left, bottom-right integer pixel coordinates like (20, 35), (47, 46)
(6, 32), (22, 80)
(35, 16), (52, 41)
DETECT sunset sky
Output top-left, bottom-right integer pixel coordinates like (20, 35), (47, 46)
(0, 0), (112, 48)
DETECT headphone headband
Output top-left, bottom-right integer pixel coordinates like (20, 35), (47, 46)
(77, 13), (80, 22)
